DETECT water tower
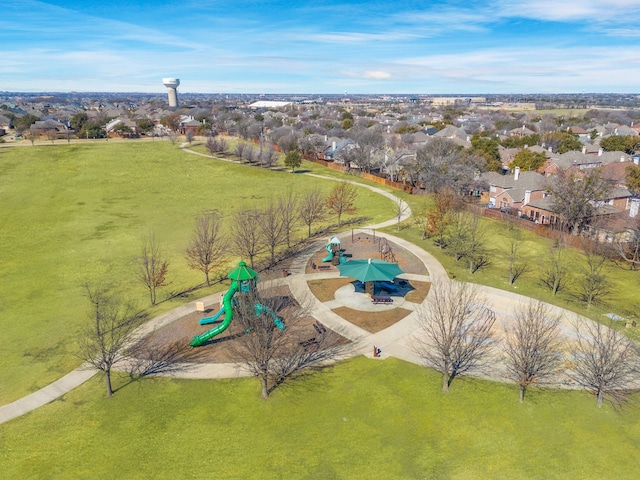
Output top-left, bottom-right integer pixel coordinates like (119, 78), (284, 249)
(162, 78), (180, 107)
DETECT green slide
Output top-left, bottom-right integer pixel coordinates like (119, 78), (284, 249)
(190, 281), (239, 347)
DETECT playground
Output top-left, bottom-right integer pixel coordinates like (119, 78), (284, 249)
(137, 231), (432, 363)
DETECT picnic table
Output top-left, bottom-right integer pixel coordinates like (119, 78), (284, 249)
(371, 295), (393, 304)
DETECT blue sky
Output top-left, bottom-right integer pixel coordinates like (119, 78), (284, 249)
(1, 0), (640, 94)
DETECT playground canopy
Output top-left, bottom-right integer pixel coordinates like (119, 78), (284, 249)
(227, 261), (257, 281)
(337, 258), (404, 283)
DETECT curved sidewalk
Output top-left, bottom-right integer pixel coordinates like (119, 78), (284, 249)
(0, 169), (414, 424)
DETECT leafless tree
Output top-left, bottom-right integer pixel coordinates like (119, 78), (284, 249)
(505, 226), (529, 284)
(234, 142), (246, 159)
(392, 196), (410, 231)
(77, 285), (148, 397)
(205, 136), (227, 155)
(259, 202), (286, 267)
(503, 300), (561, 402)
(260, 146), (279, 168)
(167, 130), (179, 145)
(231, 208), (266, 269)
(344, 127), (385, 172)
(548, 169), (611, 235)
(326, 182), (358, 227)
(578, 242), (611, 309)
(571, 319), (640, 407)
(46, 129), (57, 145)
(135, 234), (170, 305)
(278, 191), (299, 248)
(614, 216), (640, 269)
(444, 211), (489, 273)
(185, 211), (227, 287)
(541, 238), (569, 295)
(228, 284), (347, 399)
(413, 281), (496, 393)
(185, 130), (194, 144)
(299, 188), (327, 237)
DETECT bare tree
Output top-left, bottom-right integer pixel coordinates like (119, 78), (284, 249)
(578, 242), (611, 309)
(548, 169), (611, 235)
(541, 238), (569, 295)
(299, 188), (327, 237)
(444, 211), (489, 273)
(392, 196), (410, 231)
(78, 285), (148, 397)
(185, 211), (227, 287)
(571, 319), (640, 407)
(231, 208), (266, 269)
(228, 284), (346, 399)
(278, 191), (299, 248)
(615, 220), (640, 269)
(259, 202), (286, 267)
(413, 281), (496, 393)
(505, 226), (529, 285)
(167, 130), (179, 145)
(503, 300), (561, 403)
(344, 127), (385, 172)
(136, 234), (170, 305)
(185, 129), (194, 144)
(326, 182), (358, 227)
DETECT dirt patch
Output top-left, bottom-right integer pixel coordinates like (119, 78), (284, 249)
(405, 281), (431, 303)
(306, 235), (429, 276)
(307, 278), (353, 302)
(332, 306), (412, 333)
(138, 285), (348, 364)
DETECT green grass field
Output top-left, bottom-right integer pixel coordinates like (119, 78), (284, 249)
(1, 357), (639, 479)
(0, 142), (393, 404)
(386, 207), (640, 337)
(2, 140), (640, 478)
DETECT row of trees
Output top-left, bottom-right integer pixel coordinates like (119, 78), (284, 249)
(413, 281), (640, 406)
(134, 182), (359, 308)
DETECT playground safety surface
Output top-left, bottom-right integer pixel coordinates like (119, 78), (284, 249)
(139, 236), (431, 363)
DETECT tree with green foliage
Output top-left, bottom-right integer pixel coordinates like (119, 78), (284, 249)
(500, 134), (541, 149)
(284, 148), (303, 172)
(136, 118), (155, 135)
(508, 149), (547, 171)
(600, 135), (640, 154)
(78, 121), (106, 139)
(625, 164), (640, 195)
(69, 112), (88, 131)
(13, 114), (39, 134)
(471, 135), (501, 172)
(161, 112), (181, 131)
(541, 131), (582, 153)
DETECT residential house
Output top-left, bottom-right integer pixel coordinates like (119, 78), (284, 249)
(482, 167), (547, 212)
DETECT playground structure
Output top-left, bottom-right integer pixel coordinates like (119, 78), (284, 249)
(190, 261), (284, 347)
(322, 236), (347, 265)
(352, 228), (397, 263)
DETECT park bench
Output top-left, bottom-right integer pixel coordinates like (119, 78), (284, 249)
(372, 295), (393, 304)
(318, 265), (332, 271)
(313, 321), (327, 335)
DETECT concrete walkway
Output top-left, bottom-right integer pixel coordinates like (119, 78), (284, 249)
(0, 154), (608, 425)
(0, 169), (413, 424)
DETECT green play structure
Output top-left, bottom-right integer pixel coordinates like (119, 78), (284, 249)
(190, 261), (284, 347)
(322, 236), (347, 264)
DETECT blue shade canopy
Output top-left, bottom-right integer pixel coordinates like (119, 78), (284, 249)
(337, 258), (404, 282)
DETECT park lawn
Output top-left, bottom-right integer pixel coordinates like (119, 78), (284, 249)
(0, 142), (394, 404)
(1, 356), (639, 479)
(386, 214), (640, 335)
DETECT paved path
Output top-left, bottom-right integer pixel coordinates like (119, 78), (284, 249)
(0, 150), (609, 424)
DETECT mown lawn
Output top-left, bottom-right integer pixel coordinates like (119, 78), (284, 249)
(1, 357), (639, 479)
(387, 209), (640, 338)
(0, 142), (393, 403)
